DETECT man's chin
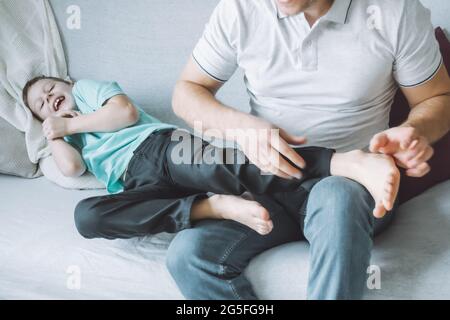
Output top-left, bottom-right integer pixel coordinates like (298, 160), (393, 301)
(279, 8), (303, 16)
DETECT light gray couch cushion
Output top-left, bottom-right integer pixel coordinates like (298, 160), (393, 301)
(0, 174), (448, 299)
(0, 118), (40, 178)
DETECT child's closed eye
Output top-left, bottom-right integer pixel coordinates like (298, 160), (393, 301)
(46, 83), (55, 93)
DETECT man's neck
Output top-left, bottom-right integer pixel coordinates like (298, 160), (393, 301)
(303, 0), (334, 27)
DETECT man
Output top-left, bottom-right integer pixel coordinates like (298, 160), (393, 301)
(168, 0), (450, 299)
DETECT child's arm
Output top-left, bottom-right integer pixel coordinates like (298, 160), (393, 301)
(42, 95), (140, 140)
(67, 95), (139, 135)
(48, 138), (86, 177)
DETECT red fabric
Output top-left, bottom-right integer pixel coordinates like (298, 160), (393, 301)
(389, 27), (450, 204)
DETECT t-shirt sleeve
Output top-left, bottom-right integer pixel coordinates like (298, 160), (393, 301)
(73, 80), (125, 112)
(393, 0), (442, 87)
(63, 134), (83, 151)
(192, 0), (239, 82)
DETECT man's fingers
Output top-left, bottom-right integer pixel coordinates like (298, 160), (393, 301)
(276, 156), (303, 179)
(400, 136), (415, 150)
(369, 133), (388, 153)
(406, 162), (431, 178)
(259, 161), (292, 180)
(398, 126), (420, 150)
(271, 168), (294, 180)
(265, 147), (302, 179)
(274, 139), (306, 170)
(407, 147), (434, 169)
(253, 151), (293, 179)
(405, 137), (428, 161)
(408, 139), (419, 150)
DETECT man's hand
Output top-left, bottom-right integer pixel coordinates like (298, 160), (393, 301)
(173, 57), (307, 180)
(42, 111), (80, 140)
(370, 126), (434, 177)
(234, 117), (307, 180)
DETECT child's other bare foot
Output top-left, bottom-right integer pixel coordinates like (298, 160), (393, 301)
(207, 195), (273, 235)
(331, 151), (400, 218)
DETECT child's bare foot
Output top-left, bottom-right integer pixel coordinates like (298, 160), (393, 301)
(207, 195), (273, 235)
(331, 151), (400, 218)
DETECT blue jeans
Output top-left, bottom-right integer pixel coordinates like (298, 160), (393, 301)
(166, 176), (396, 300)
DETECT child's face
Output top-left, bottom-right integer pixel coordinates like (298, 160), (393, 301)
(27, 79), (76, 121)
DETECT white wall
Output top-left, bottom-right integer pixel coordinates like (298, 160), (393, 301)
(421, 0), (450, 33)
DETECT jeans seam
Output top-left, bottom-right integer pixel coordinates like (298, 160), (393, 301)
(229, 279), (244, 300)
(303, 195), (310, 226)
(299, 192), (309, 217)
(217, 229), (252, 300)
(218, 230), (251, 264)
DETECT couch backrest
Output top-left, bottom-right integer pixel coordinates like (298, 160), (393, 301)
(421, 0), (450, 31)
(49, 0), (248, 127)
(49, 0), (449, 127)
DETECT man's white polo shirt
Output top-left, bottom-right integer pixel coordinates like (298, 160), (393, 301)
(193, 0), (442, 151)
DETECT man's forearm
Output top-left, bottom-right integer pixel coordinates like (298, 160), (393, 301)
(402, 94), (450, 144)
(173, 81), (261, 140)
(67, 105), (138, 135)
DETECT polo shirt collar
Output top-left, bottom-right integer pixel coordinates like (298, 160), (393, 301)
(323, 0), (352, 24)
(276, 0), (352, 24)
(276, 5), (288, 19)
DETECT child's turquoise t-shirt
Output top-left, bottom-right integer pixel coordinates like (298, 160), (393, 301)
(64, 80), (177, 194)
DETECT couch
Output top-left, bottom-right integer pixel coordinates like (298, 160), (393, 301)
(0, 0), (449, 299)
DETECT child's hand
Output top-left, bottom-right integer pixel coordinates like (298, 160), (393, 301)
(55, 110), (81, 118)
(42, 116), (71, 140)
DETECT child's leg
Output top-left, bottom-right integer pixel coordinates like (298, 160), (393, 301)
(165, 132), (400, 219)
(74, 184), (209, 239)
(329, 150), (400, 219)
(191, 194), (273, 235)
(165, 132), (335, 195)
(74, 182), (274, 239)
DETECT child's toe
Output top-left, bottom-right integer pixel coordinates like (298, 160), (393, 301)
(373, 204), (386, 219)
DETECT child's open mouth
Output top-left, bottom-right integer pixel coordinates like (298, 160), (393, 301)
(53, 96), (65, 111)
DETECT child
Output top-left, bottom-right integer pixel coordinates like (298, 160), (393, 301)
(23, 76), (400, 237)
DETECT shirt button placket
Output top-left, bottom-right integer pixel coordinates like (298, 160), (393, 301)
(302, 38), (317, 71)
